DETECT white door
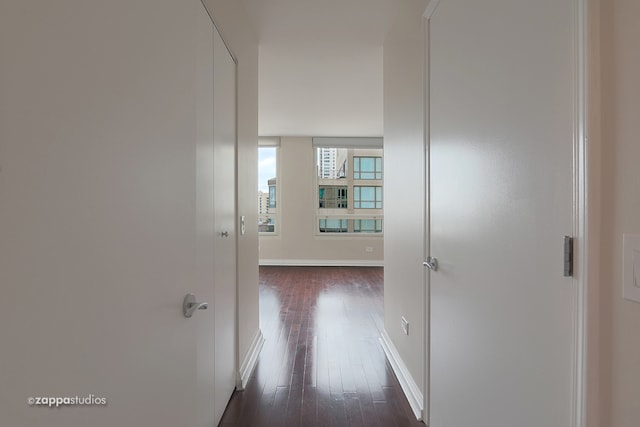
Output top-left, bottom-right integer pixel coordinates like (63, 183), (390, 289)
(212, 23), (238, 425)
(428, 0), (577, 426)
(194, 6), (238, 426)
(0, 0), (233, 426)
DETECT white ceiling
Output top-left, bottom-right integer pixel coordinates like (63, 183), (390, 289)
(240, 0), (395, 137)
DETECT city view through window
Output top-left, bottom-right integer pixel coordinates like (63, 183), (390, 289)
(316, 147), (383, 234)
(258, 146), (277, 233)
(257, 145), (383, 235)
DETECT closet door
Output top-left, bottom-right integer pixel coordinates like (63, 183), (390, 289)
(212, 21), (238, 426)
(195, 3), (237, 426)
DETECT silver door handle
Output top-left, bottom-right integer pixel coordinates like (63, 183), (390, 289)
(423, 257), (438, 272)
(183, 293), (208, 318)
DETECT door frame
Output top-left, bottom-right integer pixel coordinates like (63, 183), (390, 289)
(421, 0), (591, 425)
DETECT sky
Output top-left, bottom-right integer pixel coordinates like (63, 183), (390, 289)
(258, 147), (277, 192)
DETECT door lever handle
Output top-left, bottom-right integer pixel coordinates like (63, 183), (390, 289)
(423, 256), (438, 272)
(183, 293), (208, 318)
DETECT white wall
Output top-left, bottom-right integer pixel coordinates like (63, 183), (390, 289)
(382, 0), (428, 412)
(599, 0), (640, 425)
(258, 137), (384, 265)
(204, 0), (261, 382)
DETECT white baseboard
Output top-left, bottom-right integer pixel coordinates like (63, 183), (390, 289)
(237, 329), (265, 390)
(259, 259), (383, 267)
(379, 329), (424, 421)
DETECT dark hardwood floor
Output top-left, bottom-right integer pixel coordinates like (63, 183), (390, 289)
(219, 266), (424, 427)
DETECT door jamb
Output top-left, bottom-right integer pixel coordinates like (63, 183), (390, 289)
(572, 0), (590, 425)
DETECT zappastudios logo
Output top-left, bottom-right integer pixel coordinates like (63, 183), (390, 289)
(27, 394), (107, 408)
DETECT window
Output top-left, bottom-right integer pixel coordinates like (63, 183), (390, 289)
(319, 186), (347, 208)
(313, 139), (383, 235)
(258, 143), (278, 234)
(259, 216), (276, 233)
(353, 219), (383, 233)
(354, 186), (382, 209)
(319, 218), (348, 233)
(318, 218), (383, 234)
(268, 179), (276, 209)
(354, 156), (382, 180)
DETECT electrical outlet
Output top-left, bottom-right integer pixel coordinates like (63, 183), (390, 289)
(401, 316), (409, 335)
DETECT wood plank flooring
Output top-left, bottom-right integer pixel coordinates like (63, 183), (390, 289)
(219, 266), (424, 427)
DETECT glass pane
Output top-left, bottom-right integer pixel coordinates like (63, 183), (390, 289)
(361, 171), (375, 180)
(319, 186), (348, 209)
(353, 219), (383, 233)
(354, 186), (382, 209)
(319, 218), (348, 233)
(361, 186), (375, 200)
(353, 157), (381, 179)
(361, 219), (375, 231)
(354, 157), (381, 180)
(258, 146), (277, 233)
(269, 186), (276, 208)
(259, 216), (275, 233)
(361, 157), (374, 172)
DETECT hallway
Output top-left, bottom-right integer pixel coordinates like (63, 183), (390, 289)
(220, 267), (423, 426)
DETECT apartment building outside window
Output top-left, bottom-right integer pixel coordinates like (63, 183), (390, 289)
(258, 139), (279, 234)
(313, 138), (383, 235)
